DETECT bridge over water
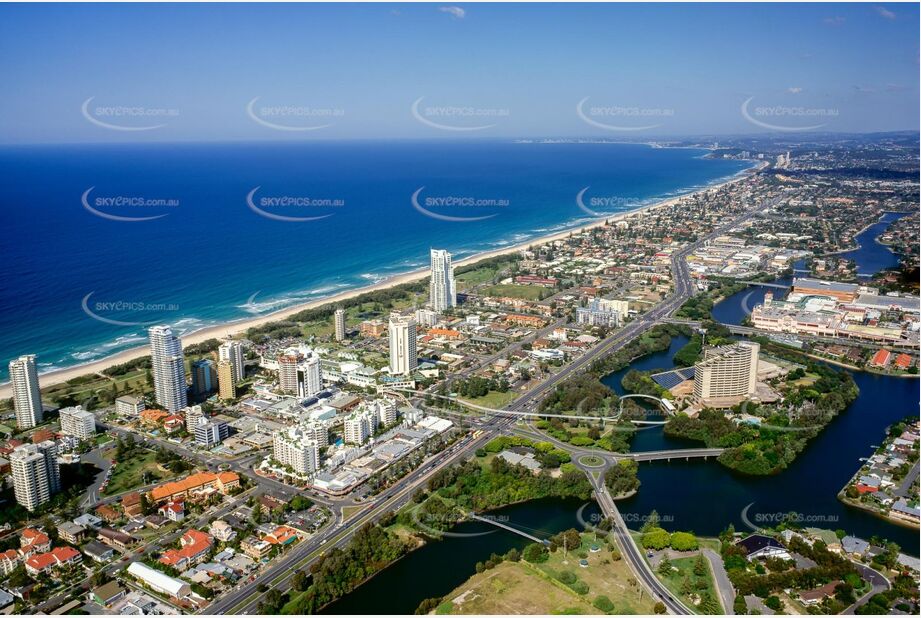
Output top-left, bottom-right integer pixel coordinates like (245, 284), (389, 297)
(468, 513), (550, 545)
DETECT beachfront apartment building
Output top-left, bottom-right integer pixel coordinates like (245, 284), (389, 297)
(272, 427), (321, 475)
(388, 312), (418, 376)
(694, 341), (760, 408)
(217, 359), (236, 399)
(59, 405), (96, 440)
(115, 395), (145, 417)
(334, 307), (346, 341)
(277, 348), (322, 398)
(11, 441), (61, 511)
(9, 354), (42, 429)
(218, 340), (245, 383)
(191, 358), (216, 396)
(148, 325), (187, 413)
(429, 249), (457, 313)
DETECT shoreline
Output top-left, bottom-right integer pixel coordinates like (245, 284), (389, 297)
(0, 161), (763, 400)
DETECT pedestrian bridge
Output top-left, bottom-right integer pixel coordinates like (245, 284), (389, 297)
(469, 513), (550, 545)
(400, 390), (674, 425)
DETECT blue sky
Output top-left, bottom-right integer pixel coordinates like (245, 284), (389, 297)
(0, 2), (917, 142)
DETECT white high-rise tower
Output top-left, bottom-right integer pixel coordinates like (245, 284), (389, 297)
(9, 355), (42, 429)
(148, 325), (187, 412)
(429, 249), (456, 313)
(388, 312), (417, 376)
(11, 441), (60, 511)
(218, 340), (245, 383)
(334, 308), (346, 342)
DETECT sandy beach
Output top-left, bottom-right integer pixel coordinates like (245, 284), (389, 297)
(0, 164), (760, 400)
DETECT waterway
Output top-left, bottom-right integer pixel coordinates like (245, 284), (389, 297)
(323, 214), (917, 613)
(322, 498), (602, 614)
(839, 212), (909, 278)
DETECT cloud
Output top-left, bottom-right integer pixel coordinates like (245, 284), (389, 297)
(874, 6), (896, 19)
(439, 6), (466, 19)
(885, 83), (907, 92)
(822, 16), (846, 26)
(787, 87), (803, 94)
(853, 85), (876, 94)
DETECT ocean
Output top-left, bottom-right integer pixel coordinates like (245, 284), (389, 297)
(0, 140), (750, 381)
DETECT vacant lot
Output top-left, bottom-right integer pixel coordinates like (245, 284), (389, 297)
(480, 284), (551, 301)
(103, 448), (168, 495)
(441, 533), (656, 615)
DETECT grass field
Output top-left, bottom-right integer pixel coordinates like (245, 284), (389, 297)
(480, 284), (551, 301)
(441, 533), (656, 615)
(654, 554), (722, 614)
(458, 390), (518, 410)
(103, 448), (168, 495)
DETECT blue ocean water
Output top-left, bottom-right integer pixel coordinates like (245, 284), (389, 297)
(0, 141), (749, 381)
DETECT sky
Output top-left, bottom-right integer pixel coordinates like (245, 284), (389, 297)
(0, 2), (918, 143)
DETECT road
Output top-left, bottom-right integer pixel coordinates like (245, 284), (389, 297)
(843, 560), (890, 615)
(590, 470), (693, 615)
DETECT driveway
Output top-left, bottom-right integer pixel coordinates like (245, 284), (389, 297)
(703, 548), (736, 615)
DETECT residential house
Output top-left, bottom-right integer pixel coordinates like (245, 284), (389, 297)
(82, 540), (115, 563)
(90, 581), (126, 607)
(98, 528), (135, 552)
(19, 529), (51, 557)
(158, 501), (185, 523)
(735, 534), (791, 561)
(0, 549), (20, 575)
(25, 546), (82, 576)
(159, 530), (213, 569)
(56, 522), (87, 544)
(209, 520), (237, 543)
(122, 492), (144, 517)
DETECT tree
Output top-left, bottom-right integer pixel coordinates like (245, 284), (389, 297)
(698, 591), (720, 614)
(641, 510), (660, 532)
(733, 594), (747, 614)
(593, 595), (615, 612)
(658, 557), (673, 575)
(764, 596), (783, 612)
(653, 601), (667, 614)
(522, 542), (548, 563)
(641, 527), (670, 550)
(693, 553), (707, 577)
(291, 570), (309, 592)
(670, 531), (698, 551)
